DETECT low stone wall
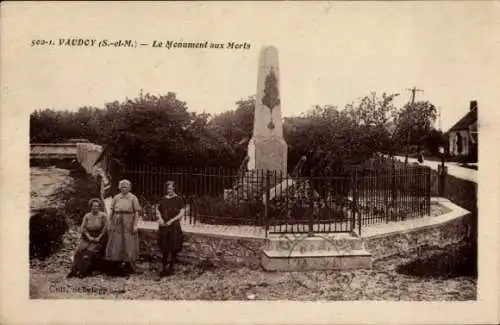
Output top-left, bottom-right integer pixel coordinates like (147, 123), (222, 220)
(137, 199), (470, 268)
(364, 199), (470, 260)
(30, 143), (78, 159)
(364, 214), (469, 260)
(139, 227), (265, 269)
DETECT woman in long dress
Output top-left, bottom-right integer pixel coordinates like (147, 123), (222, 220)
(67, 198), (107, 278)
(105, 179), (141, 275)
(156, 181), (185, 277)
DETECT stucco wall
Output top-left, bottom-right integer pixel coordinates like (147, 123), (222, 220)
(76, 143), (104, 176)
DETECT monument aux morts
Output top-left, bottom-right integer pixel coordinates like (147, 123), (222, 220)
(241, 46), (372, 271)
(229, 46), (289, 201)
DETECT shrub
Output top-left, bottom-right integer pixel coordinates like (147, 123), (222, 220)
(189, 179), (351, 226)
(30, 208), (69, 259)
(191, 195), (265, 226)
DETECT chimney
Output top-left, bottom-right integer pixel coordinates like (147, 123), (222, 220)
(470, 100), (478, 111)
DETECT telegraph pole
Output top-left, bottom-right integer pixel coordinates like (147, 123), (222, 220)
(438, 106), (442, 131)
(404, 87), (424, 165)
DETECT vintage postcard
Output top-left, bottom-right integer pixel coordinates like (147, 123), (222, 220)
(1, 1), (499, 324)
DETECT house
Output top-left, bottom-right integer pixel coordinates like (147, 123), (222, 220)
(448, 100), (478, 161)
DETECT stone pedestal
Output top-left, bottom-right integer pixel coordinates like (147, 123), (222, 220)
(261, 233), (372, 271)
(247, 137), (288, 173)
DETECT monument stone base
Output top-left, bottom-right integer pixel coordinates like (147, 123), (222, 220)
(261, 233), (372, 271)
(247, 137), (288, 173)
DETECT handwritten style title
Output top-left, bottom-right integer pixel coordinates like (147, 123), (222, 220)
(31, 38), (251, 50)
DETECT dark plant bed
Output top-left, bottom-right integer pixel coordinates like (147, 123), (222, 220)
(396, 242), (477, 278)
(30, 208), (69, 259)
(194, 215), (266, 226)
(189, 195), (265, 226)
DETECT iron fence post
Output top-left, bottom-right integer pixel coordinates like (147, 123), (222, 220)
(308, 171), (314, 236)
(438, 158), (447, 198)
(264, 170), (270, 236)
(427, 166), (432, 215)
(357, 169), (361, 236)
(390, 159), (396, 223)
(112, 163), (429, 236)
(352, 169), (358, 232)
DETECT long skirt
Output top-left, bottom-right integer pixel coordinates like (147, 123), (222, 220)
(157, 221), (183, 254)
(70, 230), (107, 276)
(105, 212), (138, 264)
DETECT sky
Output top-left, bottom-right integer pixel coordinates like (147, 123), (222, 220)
(3, 1), (500, 131)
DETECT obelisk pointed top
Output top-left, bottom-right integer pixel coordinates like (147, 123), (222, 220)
(261, 45), (278, 54)
(258, 46), (279, 71)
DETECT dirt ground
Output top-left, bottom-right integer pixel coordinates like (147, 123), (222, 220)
(30, 227), (476, 301)
(31, 166), (74, 212)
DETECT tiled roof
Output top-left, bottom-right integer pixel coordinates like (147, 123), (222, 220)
(448, 108), (477, 132)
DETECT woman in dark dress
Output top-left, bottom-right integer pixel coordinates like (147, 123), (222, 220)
(156, 181), (185, 277)
(67, 198), (108, 278)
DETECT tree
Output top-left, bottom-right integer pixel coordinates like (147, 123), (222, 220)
(209, 96), (255, 166)
(30, 108), (90, 142)
(344, 92), (400, 156)
(283, 92), (401, 174)
(421, 129), (445, 155)
(393, 101), (437, 152)
(29, 91), (244, 168)
(96, 92), (221, 167)
(344, 92), (399, 129)
(30, 90), (437, 172)
(73, 106), (103, 142)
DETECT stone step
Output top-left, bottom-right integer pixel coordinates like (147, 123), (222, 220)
(264, 248), (371, 258)
(261, 250), (372, 271)
(264, 233), (365, 252)
(261, 233), (372, 271)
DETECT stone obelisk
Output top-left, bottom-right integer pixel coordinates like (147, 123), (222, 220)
(247, 46), (288, 173)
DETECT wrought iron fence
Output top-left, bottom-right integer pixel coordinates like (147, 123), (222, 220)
(117, 164), (431, 236)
